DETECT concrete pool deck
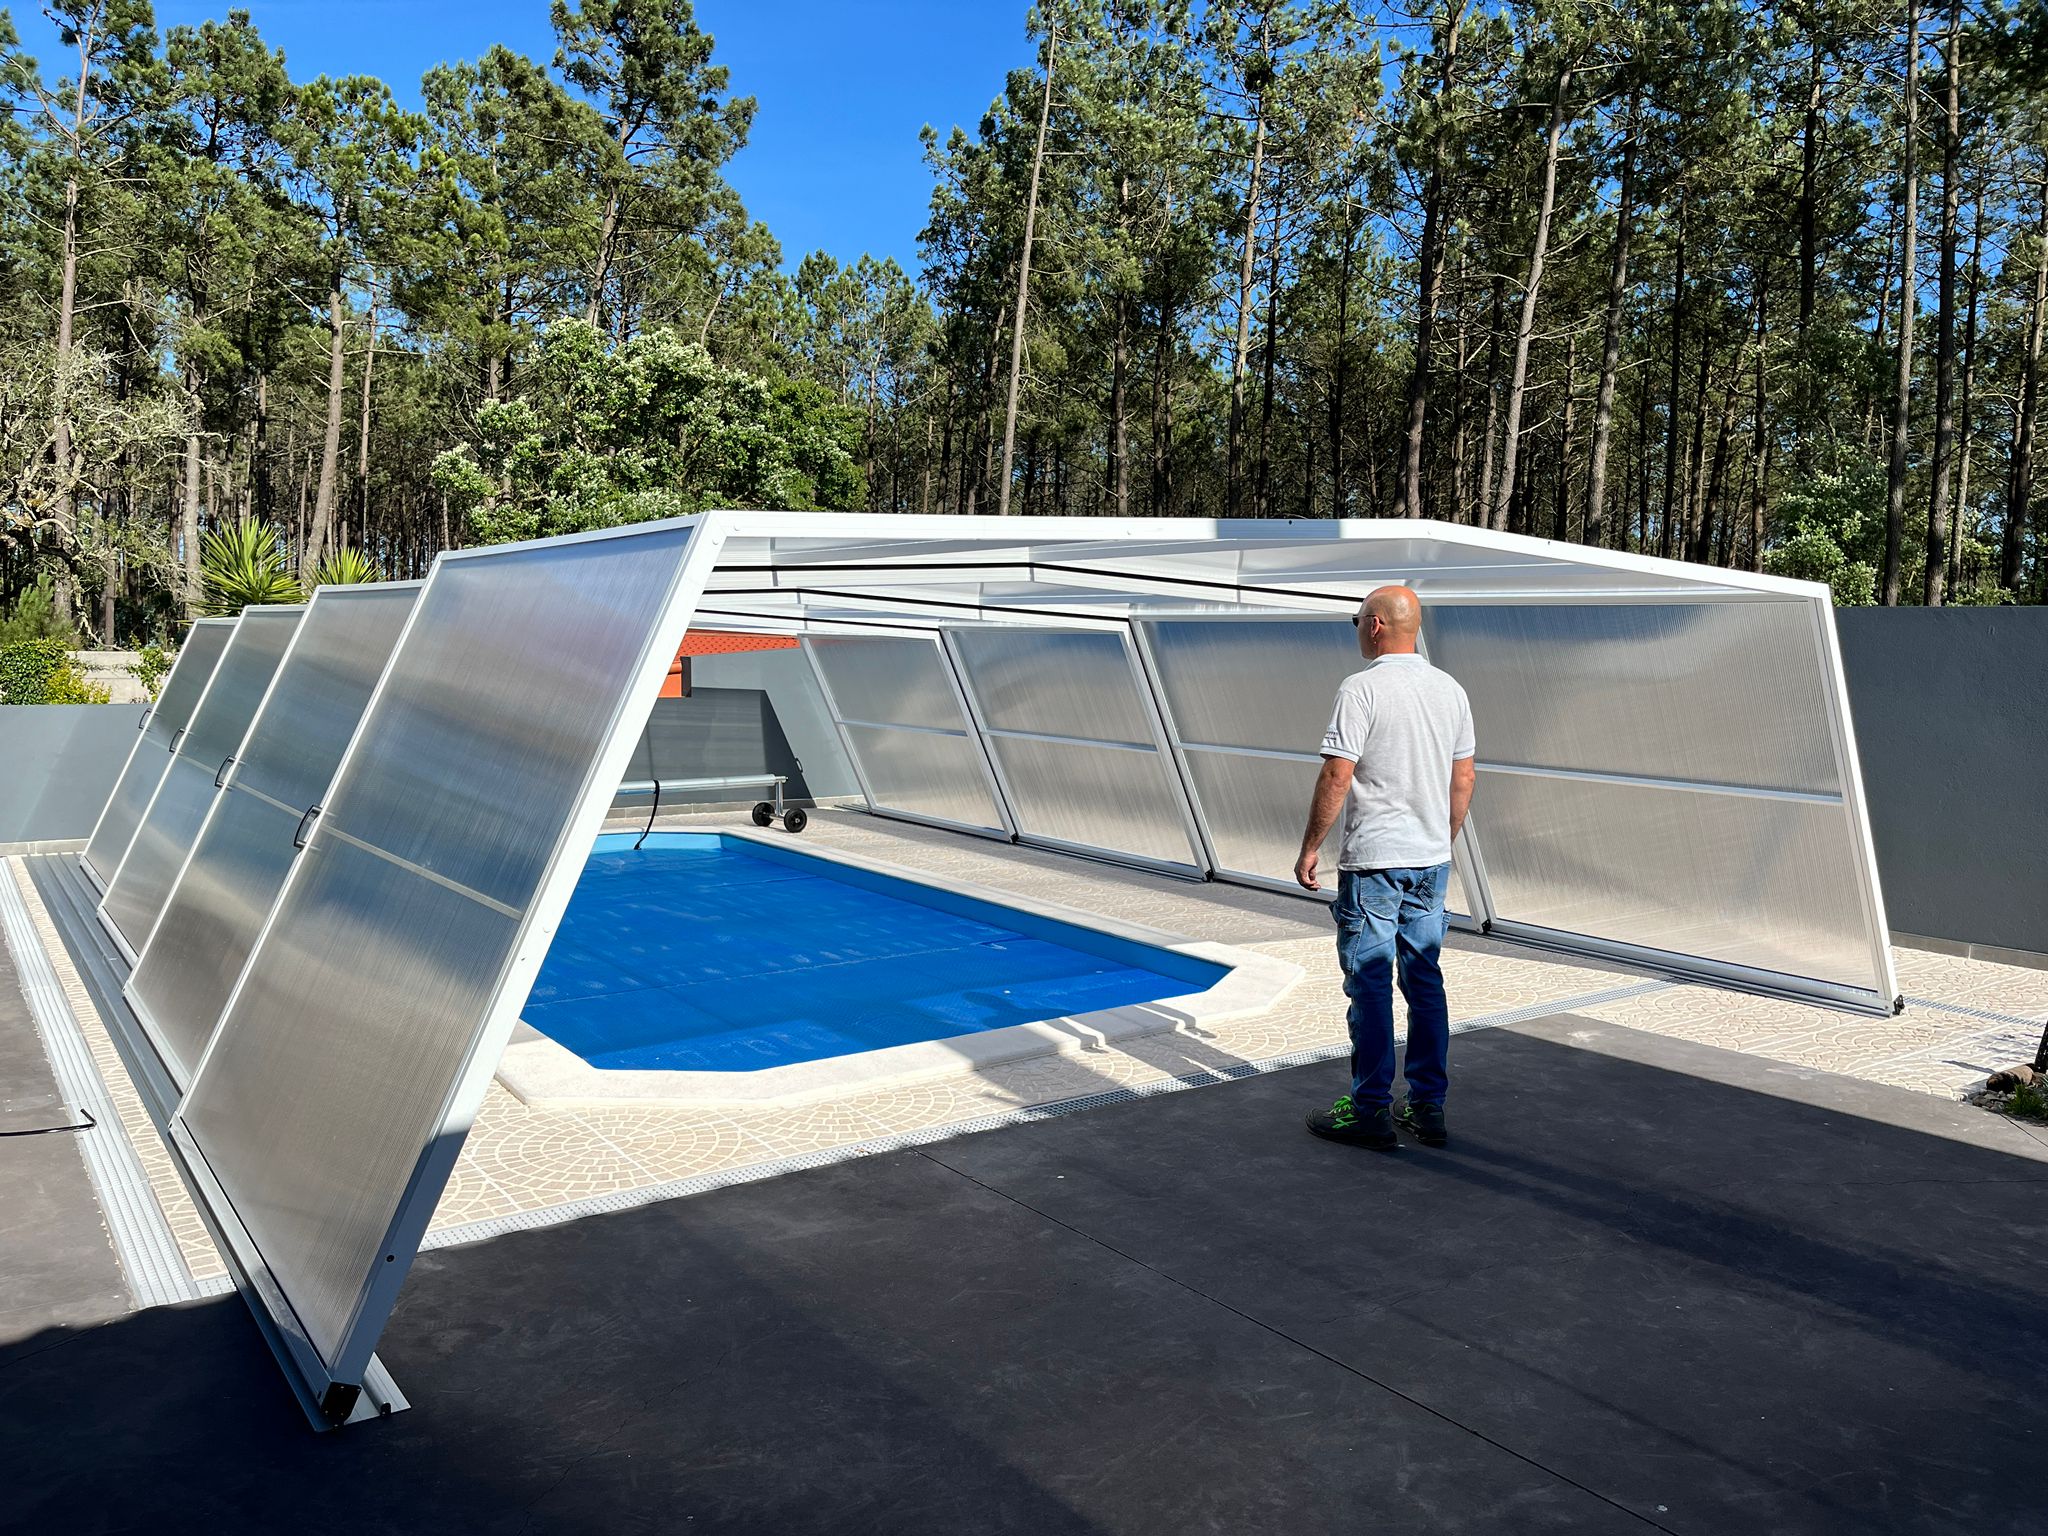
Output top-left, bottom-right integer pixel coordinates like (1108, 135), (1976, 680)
(6, 806), (2046, 1295)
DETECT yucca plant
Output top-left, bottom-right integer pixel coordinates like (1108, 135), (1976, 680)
(200, 520), (304, 616)
(309, 547), (382, 587)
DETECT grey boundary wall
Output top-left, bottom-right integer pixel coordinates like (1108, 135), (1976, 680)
(0, 704), (148, 850)
(4, 614), (2039, 958)
(1834, 607), (2048, 960)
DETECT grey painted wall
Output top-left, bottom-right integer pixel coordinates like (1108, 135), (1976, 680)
(0, 704), (149, 849)
(1835, 607), (2048, 957)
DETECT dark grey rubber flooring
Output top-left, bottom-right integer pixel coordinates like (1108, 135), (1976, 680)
(0, 934), (128, 1341)
(2, 1015), (2044, 1536)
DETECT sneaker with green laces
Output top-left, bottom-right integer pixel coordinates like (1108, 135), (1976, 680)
(1305, 1094), (1397, 1150)
(1394, 1099), (1447, 1147)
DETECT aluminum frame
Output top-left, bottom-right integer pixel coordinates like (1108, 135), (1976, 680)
(79, 617), (239, 890)
(53, 511), (1897, 1434)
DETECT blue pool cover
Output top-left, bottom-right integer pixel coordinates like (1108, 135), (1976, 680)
(523, 834), (1224, 1072)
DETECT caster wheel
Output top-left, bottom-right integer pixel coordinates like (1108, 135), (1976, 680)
(783, 807), (808, 834)
(750, 802), (775, 827)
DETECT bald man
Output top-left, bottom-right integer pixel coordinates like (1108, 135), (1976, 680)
(1297, 586), (1475, 1151)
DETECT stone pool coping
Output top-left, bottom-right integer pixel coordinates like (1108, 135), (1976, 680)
(495, 827), (1304, 1109)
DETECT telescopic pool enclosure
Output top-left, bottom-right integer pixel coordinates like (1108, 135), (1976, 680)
(64, 512), (1898, 1428)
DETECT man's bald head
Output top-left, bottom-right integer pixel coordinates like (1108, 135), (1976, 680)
(1357, 585), (1422, 657)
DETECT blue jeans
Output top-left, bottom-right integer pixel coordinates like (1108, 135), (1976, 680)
(1332, 864), (1451, 1110)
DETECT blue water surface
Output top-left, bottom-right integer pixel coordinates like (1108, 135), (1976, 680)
(523, 836), (1216, 1071)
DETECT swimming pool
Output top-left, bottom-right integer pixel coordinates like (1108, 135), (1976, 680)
(520, 832), (1233, 1075)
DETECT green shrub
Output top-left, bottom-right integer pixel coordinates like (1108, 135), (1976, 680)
(0, 638), (110, 704)
(309, 547), (382, 587)
(0, 577), (77, 647)
(128, 642), (176, 700)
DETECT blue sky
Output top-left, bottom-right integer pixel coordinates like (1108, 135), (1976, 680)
(10, 0), (1031, 273)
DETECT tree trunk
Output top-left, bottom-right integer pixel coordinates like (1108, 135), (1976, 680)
(1584, 90), (1639, 546)
(182, 369), (204, 616)
(1750, 280), (1772, 572)
(309, 288), (348, 573)
(1922, 0), (1962, 605)
(1332, 204), (1356, 516)
(1553, 332), (1577, 540)
(585, 182), (623, 329)
(997, 18), (1058, 517)
(1450, 252), (1472, 523)
(356, 285), (380, 556)
(1254, 218), (1282, 517)
(50, 169), (84, 626)
(1661, 195), (1688, 559)
(1951, 201), (1985, 593)
(1151, 294), (1174, 515)
(1227, 99), (1269, 513)
(1400, 2), (1467, 518)
(1479, 270), (1505, 521)
(1491, 66), (1575, 531)
(1109, 290), (1130, 516)
(1882, 0), (1921, 606)
(2003, 166), (2048, 593)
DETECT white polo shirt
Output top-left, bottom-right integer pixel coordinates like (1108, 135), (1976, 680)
(1319, 654), (1475, 870)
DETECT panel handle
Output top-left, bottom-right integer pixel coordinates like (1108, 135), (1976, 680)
(292, 804), (323, 850)
(214, 755), (236, 789)
(168, 726), (186, 754)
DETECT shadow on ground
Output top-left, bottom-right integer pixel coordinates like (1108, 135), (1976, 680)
(4, 1017), (2044, 1536)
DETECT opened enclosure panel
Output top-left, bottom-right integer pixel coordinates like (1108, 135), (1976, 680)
(949, 628), (1199, 870)
(1421, 600), (1882, 998)
(130, 585), (419, 1084)
(178, 524), (702, 1376)
(1141, 619), (1366, 889)
(82, 617), (236, 883)
(1422, 602), (1842, 793)
(808, 635), (1004, 833)
(100, 606), (303, 950)
(1476, 770), (1874, 987)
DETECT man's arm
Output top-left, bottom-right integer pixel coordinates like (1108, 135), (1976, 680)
(1295, 755), (1354, 891)
(1449, 755), (1476, 843)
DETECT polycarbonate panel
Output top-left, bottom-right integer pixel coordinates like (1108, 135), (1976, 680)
(130, 585), (420, 1083)
(99, 759), (222, 948)
(82, 618), (235, 880)
(1476, 769), (1875, 988)
(180, 835), (519, 1362)
(950, 629), (1153, 745)
(130, 789), (299, 1081)
(842, 724), (1004, 829)
(1422, 601), (1841, 794)
(986, 735), (1198, 867)
(1144, 619), (1357, 751)
(809, 635), (964, 731)
(235, 586), (419, 809)
(180, 606), (303, 768)
(1179, 746), (1336, 876)
(315, 529), (695, 910)
(178, 525), (701, 1372)
(99, 608), (304, 949)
